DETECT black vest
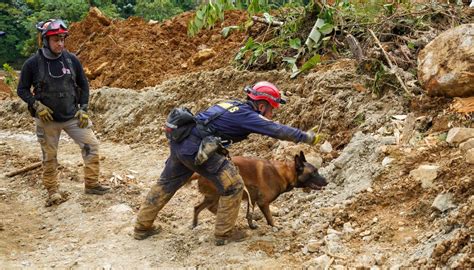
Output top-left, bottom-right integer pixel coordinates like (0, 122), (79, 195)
(34, 50), (80, 122)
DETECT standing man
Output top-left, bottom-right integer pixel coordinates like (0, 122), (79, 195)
(17, 19), (109, 206)
(134, 81), (321, 245)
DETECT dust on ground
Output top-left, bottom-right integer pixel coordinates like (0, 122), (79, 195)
(1, 61), (472, 268)
(1, 4), (473, 269)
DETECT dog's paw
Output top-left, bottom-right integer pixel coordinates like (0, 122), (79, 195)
(271, 226), (281, 232)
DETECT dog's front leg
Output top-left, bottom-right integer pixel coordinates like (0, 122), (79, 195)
(258, 203), (275, 227)
(193, 196), (216, 228)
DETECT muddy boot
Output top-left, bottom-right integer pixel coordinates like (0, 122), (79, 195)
(214, 189), (246, 246)
(84, 184), (110, 195)
(133, 225), (161, 240)
(45, 192), (68, 207)
(215, 229), (248, 246)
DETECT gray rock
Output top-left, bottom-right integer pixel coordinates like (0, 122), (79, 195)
(310, 254), (331, 270)
(459, 138), (474, 152)
(432, 193), (456, 212)
(466, 149), (474, 164)
(446, 127), (474, 144)
(382, 157), (394, 167)
(409, 165), (439, 189)
(418, 24), (474, 97)
(320, 141), (333, 153)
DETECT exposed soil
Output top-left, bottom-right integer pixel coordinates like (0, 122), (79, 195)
(1, 6), (473, 269)
(67, 8), (248, 90)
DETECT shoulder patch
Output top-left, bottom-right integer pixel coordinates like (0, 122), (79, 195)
(217, 102), (234, 109)
(217, 102), (239, 113)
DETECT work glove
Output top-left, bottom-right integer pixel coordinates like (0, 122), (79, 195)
(33, 101), (54, 122)
(304, 127), (322, 146)
(75, 105), (89, 128)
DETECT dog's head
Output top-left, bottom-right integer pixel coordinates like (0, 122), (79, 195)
(294, 151), (327, 190)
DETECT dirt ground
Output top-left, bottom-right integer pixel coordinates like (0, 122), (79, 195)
(1, 63), (472, 268)
(1, 6), (473, 269)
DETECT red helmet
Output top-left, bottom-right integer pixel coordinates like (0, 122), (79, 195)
(36, 19), (69, 38)
(245, 81), (286, 108)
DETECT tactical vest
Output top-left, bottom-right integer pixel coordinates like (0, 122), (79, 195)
(32, 50), (81, 122)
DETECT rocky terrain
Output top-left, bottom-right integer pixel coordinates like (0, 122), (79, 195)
(1, 5), (472, 269)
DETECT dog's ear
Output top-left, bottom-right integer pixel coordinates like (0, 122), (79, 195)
(295, 154), (304, 173)
(299, 151), (307, 162)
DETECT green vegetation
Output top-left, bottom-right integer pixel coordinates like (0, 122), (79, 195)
(187, 0), (468, 92)
(3, 63), (18, 96)
(0, 0), (198, 67)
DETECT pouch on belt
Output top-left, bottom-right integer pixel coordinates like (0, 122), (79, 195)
(195, 136), (228, 165)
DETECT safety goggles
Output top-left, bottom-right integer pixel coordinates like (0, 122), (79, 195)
(37, 19), (68, 32)
(244, 86), (287, 105)
(45, 19), (68, 31)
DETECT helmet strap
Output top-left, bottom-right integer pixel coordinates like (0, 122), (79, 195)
(42, 36), (49, 49)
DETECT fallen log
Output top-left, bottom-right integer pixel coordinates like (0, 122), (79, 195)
(6, 162), (42, 177)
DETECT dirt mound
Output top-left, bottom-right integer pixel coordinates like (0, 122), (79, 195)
(0, 80), (11, 100)
(67, 8), (248, 90)
(1, 62), (472, 267)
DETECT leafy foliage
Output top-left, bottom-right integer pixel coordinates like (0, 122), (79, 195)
(3, 63), (18, 96)
(0, 2), (30, 66)
(187, 0), (234, 37)
(135, 0), (182, 21)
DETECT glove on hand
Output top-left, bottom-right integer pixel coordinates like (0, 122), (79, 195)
(75, 105), (89, 128)
(33, 101), (54, 122)
(305, 127), (322, 145)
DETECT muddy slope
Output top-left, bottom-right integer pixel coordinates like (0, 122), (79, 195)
(67, 8), (248, 90)
(1, 64), (472, 267)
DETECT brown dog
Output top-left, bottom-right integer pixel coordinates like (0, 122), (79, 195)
(191, 151), (327, 229)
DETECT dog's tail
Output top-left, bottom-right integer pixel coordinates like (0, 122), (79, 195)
(243, 185), (254, 220)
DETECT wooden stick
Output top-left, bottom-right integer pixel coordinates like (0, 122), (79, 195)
(368, 29), (412, 96)
(251, 16), (283, 26)
(6, 162), (42, 177)
(75, 32), (96, 56)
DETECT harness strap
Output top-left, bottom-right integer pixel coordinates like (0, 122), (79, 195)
(195, 100), (242, 141)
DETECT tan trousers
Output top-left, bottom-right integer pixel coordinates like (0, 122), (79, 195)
(35, 118), (100, 194)
(135, 154), (243, 238)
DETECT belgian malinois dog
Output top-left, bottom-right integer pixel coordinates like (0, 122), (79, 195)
(191, 151), (327, 229)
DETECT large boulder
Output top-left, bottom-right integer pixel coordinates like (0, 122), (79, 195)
(417, 24), (474, 97)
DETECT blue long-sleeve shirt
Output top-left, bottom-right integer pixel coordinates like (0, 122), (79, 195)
(195, 100), (309, 145)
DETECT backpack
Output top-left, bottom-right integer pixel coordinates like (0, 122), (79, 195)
(164, 107), (196, 143)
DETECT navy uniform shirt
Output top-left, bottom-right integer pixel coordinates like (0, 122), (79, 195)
(195, 100), (309, 145)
